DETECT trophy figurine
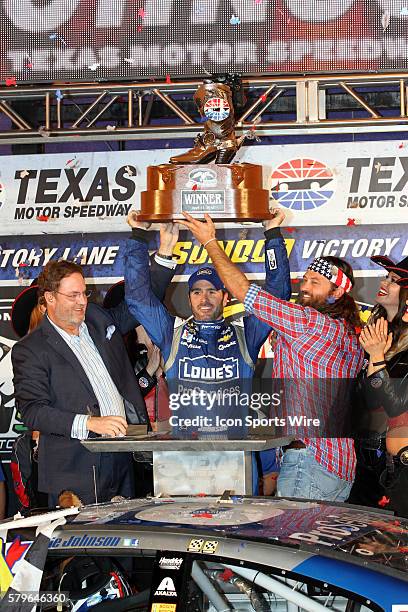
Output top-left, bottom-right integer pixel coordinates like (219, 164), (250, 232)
(137, 78), (272, 221)
(170, 81), (238, 165)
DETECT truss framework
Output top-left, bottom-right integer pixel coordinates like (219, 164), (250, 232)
(0, 73), (408, 144)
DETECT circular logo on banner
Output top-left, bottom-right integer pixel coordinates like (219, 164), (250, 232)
(203, 97), (230, 121)
(270, 158), (334, 211)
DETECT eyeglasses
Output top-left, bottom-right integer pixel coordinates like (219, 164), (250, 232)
(54, 290), (92, 302)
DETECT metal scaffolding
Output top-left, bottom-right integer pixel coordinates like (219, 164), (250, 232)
(0, 72), (408, 144)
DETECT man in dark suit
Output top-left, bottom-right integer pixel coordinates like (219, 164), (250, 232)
(11, 227), (178, 506)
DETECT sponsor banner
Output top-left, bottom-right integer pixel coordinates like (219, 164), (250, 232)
(0, 224), (406, 281)
(1, 141), (408, 234)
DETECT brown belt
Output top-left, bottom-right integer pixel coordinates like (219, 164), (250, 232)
(283, 440), (307, 451)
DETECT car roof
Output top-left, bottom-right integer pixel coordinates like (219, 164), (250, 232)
(42, 496), (407, 583)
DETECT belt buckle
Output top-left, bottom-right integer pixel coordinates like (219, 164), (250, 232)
(400, 449), (408, 466)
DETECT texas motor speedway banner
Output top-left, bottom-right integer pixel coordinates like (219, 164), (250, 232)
(1, 138), (408, 235)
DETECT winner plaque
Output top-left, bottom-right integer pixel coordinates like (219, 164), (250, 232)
(138, 162), (270, 222)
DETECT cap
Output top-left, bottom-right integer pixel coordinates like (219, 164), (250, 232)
(371, 255), (408, 281)
(188, 267), (225, 291)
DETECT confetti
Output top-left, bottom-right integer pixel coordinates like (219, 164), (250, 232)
(348, 199), (359, 208)
(347, 218), (357, 226)
(284, 227), (296, 233)
(36, 215), (49, 222)
(196, 492), (207, 497)
(88, 63), (100, 71)
(106, 125), (116, 131)
(55, 89), (63, 101)
(5, 77), (17, 86)
(165, 74), (172, 84)
(137, 25), (143, 32)
(124, 58), (135, 64)
(374, 161), (382, 173)
(19, 170), (29, 178)
(192, 183), (198, 191)
(292, 278), (301, 284)
(125, 165), (134, 176)
(259, 94), (267, 103)
(138, 7), (146, 17)
(254, 0), (263, 3)
(378, 495), (390, 507)
(230, 14), (240, 25)
(381, 10), (390, 30)
(18, 262), (28, 268)
(66, 157), (80, 169)
(399, 142), (405, 149)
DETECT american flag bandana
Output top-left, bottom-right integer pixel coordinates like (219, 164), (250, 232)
(308, 258), (353, 293)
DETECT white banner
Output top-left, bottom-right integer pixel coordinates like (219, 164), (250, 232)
(0, 139), (407, 235)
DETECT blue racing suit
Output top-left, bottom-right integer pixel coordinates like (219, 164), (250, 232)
(124, 227), (291, 479)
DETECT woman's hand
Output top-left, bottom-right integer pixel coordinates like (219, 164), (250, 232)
(359, 317), (392, 361)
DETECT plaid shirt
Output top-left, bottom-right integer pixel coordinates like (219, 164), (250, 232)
(245, 285), (364, 481)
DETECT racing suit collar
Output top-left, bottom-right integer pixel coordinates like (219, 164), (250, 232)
(193, 318), (225, 331)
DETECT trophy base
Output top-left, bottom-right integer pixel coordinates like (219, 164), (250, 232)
(139, 163), (271, 223)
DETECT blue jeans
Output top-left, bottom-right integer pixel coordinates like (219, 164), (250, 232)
(277, 448), (352, 502)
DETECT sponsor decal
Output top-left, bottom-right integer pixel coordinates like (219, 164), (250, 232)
(178, 355), (239, 383)
(187, 538), (205, 553)
(154, 577), (177, 597)
(159, 557), (184, 570)
(188, 169), (217, 188)
(218, 331), (233, 343)
(181, 328), (194, 343)
(123, 538), (140, 547)
(266, 247), (277, 270)
(203, 97), (230, 121)
(187, 538), (218, 554)
(48, 534), (121, 548)
(288, 513), (369, 548)
(270, 158), (334, 211)
(181, 190), (225, 213)
(202, 540), (219, 554)
(152, 605), (177, 612)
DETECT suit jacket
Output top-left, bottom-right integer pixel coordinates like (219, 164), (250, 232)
(11, 260), (176, 496)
